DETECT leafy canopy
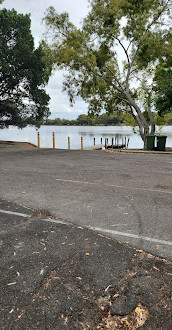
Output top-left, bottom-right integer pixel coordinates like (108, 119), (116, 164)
(43, 0), (171, 141)
(153, 30), (172, 116)
(0, 8), (51, 128)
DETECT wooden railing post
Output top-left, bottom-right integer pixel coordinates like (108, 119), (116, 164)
(81, 137), (83, 150)
(53, 132), (55, 149)
(68, 137), (70, 150)
(37, 132), (40, 148)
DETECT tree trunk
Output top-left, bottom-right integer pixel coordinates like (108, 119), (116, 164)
(124, 91), (149, 131)
(111, 85), (153, 148)
(131, 113), (148, 149)
(124, 92), (150, 149)
(144, 126), (149, 149)
(130, 110), (144, 141)
(147, 104), (155, 135)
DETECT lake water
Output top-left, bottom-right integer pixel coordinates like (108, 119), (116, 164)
(0, 125), (172, 149)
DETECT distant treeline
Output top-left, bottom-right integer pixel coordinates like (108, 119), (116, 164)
(44, 113), (123, 126)
(44, 112), (172, 126)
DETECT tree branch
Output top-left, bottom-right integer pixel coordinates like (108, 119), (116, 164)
(129, 0), (170, 69)
(113, 36), (130, 65)
(105, 66), (125, 92)
(147, 102), (155, 135)
(129, 106), (145, 142)
(113, 36), (136, 92)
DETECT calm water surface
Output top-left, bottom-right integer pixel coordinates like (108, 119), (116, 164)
(0, 125), (172, 149)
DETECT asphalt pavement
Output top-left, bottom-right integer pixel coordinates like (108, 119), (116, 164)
(0, 199), (172, 329)
(0, 148), (171, 260)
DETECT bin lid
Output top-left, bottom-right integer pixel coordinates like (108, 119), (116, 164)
(156, 135), (167, 138)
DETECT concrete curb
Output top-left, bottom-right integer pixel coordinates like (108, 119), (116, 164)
(105, 149), (172, 156)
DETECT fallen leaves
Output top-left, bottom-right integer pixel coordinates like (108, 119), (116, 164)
(17, 309), (25, 320)
(97, 304), (149, 329)
(9, 308), (14, 314)
(134, 305), (149, 328)
(105, 285), (112, 292)
(135, 307), (140, 314)
(40, 241), (46, 250)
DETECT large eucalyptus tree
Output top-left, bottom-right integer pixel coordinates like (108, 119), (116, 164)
(43, 0), (172, 146)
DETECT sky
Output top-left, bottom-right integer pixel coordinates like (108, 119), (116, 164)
(2, 0), (90, 119)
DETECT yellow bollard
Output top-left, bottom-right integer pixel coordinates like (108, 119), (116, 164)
(81, 136), (83, 150)
(37, 132), (40, 148)
(53, 132), (55, 149)
(68, 137), (70, 150)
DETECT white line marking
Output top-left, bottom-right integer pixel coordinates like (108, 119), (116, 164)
(157, 171), (172, 174)
(55, 178), (172, 195)
(55, 178), (95, 185)
(89, 227), (172, 246)
(90, 166), (172, 175)
(0, 209), (31, 218)
(42, 218), (67, 225)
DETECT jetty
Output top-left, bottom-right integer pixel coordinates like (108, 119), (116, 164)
(84, 137), (130, 150)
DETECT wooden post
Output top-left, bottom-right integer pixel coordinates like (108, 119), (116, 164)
(94, 137), (95, 145)
(68, 136), (70, 150)
(105, 138), (107, 149)
(101, 138), (102, 144)
(127, 138), (130, 148)
(81, 137), (83, 150)
(53, 132), (55, 149)
(115, 136), (117, 146)
(37, 132), (40, 148)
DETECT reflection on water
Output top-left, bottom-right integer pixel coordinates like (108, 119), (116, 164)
(79, 131), (131, 138)
(0, 125), (171, 149)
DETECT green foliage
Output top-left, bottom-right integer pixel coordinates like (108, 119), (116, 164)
(153, 64), (172, 116)
(152, 29), (172, 116)
(154, 112), (172, 125)
(44, 113), (122, 126)
(0, 9), (51, 128)
(154, 67), (172, 116)
(43, 0), (172, 142)
(119, 112), (137, 127)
